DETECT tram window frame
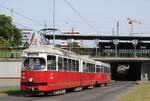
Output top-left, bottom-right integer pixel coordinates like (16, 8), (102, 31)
(47, 55), (56, 71)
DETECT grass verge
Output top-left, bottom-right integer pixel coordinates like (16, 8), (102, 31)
(0, 87), (24, 96)
(119, 81), (150, 101)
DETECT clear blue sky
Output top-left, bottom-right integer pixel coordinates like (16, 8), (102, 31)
(0, 0), (150, 36)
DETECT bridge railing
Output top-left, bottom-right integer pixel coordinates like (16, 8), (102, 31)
(74, 49), (150, 58)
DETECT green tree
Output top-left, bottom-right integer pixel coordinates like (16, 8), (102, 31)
(0, 14), (22, 47)
(0, 37), (10, 48)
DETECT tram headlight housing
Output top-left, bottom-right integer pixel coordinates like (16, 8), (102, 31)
(21, 76), (25, 79)
(21, 72), (25, 79)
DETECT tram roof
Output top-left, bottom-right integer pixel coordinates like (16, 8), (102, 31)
(23, 45), (109, 65)
(80, 56), (96, 63)
(23, 45), (79, 59)
(95, 61), (110, 67)
(23, 45), (97, 63)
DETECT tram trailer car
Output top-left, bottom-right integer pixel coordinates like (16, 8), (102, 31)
(21, 45), (111, 94)
(95, 61), (111, 86)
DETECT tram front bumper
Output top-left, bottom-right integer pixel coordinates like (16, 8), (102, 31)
(21, 82), (48, 91)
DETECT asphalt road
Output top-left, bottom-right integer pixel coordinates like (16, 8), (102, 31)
(0, 81), (136, 101)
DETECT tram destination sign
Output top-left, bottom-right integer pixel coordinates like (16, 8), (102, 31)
(27, 53), (39, 57)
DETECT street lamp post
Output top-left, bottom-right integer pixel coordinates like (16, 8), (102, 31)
(68, 39), (74, 51)
(95, 39), (99, 56)
(132, 40), (138, 58)
(113, 39), (119, 58)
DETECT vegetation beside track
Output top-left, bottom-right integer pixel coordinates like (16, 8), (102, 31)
(0, 87), (23, 96)
(0, 48), (22, 58)
(120, 81), (150, 101)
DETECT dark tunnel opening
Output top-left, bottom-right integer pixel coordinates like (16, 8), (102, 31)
(111, 62), (142, 81)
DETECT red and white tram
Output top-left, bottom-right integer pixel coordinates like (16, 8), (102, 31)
(21, 45), (111, 94)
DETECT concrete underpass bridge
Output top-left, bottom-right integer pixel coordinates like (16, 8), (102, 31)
(44, 34), (150, 81)
(91, 57), (150, 81)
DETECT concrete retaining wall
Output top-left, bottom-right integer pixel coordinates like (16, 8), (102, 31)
(141, 63), (150, 80)
(0, 59), (21, 78)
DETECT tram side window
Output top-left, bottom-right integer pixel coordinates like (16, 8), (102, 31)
(104, 66), (108, 73)
(107, 67), (109, 73)
(75, 61), (79, 71)
(101, 65), (104, 73)
(64, 58), (67, 71)
(68, 59), (72, 71)
(92, 64), (95, 73)
(106, 67), (108, 73)
(83, 62), (87, 72)
(72, 60), (76, 71)
(47, 55), (56, 71)
(100, 65), (103, 73)
(71, 60), (78, 72)
(87, 63), (90, 72)
(87, 63), (95, 73)
(89, 64), (92, 72)
(104, 66), (106, 73)
(107, 67), (110, 73)
(103, 66), (105, 73)
(108, 67), (111, 73)
(58, 57), (63, 71)
(96, 65), (100, 73)
(58, 57), (79, 72)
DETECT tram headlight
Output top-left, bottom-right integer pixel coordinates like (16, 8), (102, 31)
(29, 78), (33, 82)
